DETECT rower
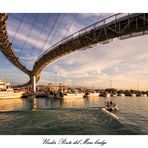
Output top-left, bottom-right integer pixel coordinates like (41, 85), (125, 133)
(104, 100), (118, 111)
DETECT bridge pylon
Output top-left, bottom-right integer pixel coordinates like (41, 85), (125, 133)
(32, 75), (36, 94)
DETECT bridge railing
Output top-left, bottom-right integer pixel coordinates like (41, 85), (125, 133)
(37, 13), (130, 62)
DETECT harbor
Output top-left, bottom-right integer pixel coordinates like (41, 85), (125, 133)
(1, 80), (147, 99)
(0, 95), (148, 134)
(1, 13), (148, 135)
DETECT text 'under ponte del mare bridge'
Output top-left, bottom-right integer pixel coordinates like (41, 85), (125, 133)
(0, 13), (148, 93)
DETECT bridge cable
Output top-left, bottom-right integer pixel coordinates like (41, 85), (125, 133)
(35, 13), (101, 62)
(64, 14), (77, 38)
(18, 14), (39, 57)
(38, 14), (61, 55)
(11, 13), (26, 43)
(49, 14), (66, 46)
(97, 13), (102, 21)
(29, 14), (51, 59)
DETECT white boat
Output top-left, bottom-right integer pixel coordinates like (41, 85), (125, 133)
(111, 93), (117, 97)
(104, 101), (119, 112)
(102, 108), (119, 120)
(105, 104), (119, 111)
(0, 81), (23, 99)
(132, 93), (136, 97)
(83, 92), (100, 98)
(56, 93), (84, 99)
(143, 94), (147, 97)
(106, 93), (111, 98)
(118, 93), (125, 97)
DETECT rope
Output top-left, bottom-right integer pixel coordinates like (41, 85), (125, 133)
(18, 14), (39, 57)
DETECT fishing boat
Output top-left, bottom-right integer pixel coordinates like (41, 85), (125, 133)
(83, 92), (100, 98)
(118, 93), (125, 97)
(0, 81), (24, 99)
(132, 93), (136, 97)
(47, 91), (56, 98)
(56, 92), (84, 99)
(105, 93), (111, 98)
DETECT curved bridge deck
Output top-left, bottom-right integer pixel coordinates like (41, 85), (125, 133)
(1, 13), (148, 87)
(0, 14), (31, 76)
(33, 13), (148, 76)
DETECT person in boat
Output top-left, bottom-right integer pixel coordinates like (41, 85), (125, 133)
(105, 100), (118, 111)
(104, 100), (110, 108)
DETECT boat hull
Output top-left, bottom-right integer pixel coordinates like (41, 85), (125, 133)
(56, 93), (84, 99)
(48, 94), (56, 98)
(102, 108), (119, 120)
(84, 93), (100, 98)
(0, 92), (23, 99)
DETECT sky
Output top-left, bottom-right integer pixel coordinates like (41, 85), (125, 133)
(1, 13), (148, 90)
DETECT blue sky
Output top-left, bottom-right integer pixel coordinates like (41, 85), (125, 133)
(1, 13), (148, 90)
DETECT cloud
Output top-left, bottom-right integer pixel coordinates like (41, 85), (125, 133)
(2, 13), (148, 90)
(39, 34), (148, 90)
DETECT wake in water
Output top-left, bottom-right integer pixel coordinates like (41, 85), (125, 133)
(0, 107), (126, 135)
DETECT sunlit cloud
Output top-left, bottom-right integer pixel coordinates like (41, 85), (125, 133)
(39, 34), (148, 90)
(1, 13), (148, 90)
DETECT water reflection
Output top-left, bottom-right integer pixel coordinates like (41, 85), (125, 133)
(0, 98), (24, 111)
(29, 98), (40, 110)
(62, 98), (85, 108)
(0, 96), (148, 134)
(26, 97), (93, 110)
(0, 97), (102, 111)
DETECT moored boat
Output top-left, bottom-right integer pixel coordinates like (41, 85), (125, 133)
(56, 92), (84, 99)
(0, 81), (24, 99)
(47, 91), (56, 98)
(83, 92), (100, 98)
(132, 93), (136, 97)
(118, 93), (125, 97)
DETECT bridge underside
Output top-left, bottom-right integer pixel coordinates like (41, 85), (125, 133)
(0, 14), (31, 76)
(33, 13), (148, 80)
(1, 13), (148, 88)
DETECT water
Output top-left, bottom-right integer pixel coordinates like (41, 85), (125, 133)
(0, 96), (148, 135)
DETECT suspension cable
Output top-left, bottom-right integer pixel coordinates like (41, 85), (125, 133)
(29, 14), (51, 58)
(49, 14), (65, 45)
(97, 13), (102, 21)
(11, 13), (26, 43)
(18, 14), (39, 57)
(64, 14), (77, 38)
(36, 14), (61, 57)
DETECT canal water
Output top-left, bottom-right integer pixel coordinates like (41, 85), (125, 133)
(0, 96), (148, 135)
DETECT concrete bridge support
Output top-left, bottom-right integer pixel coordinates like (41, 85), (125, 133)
(32, 75), (36, 94)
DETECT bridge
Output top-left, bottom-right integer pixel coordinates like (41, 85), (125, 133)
(0, 14), (31, 76)
(0, 13), (148, 94)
